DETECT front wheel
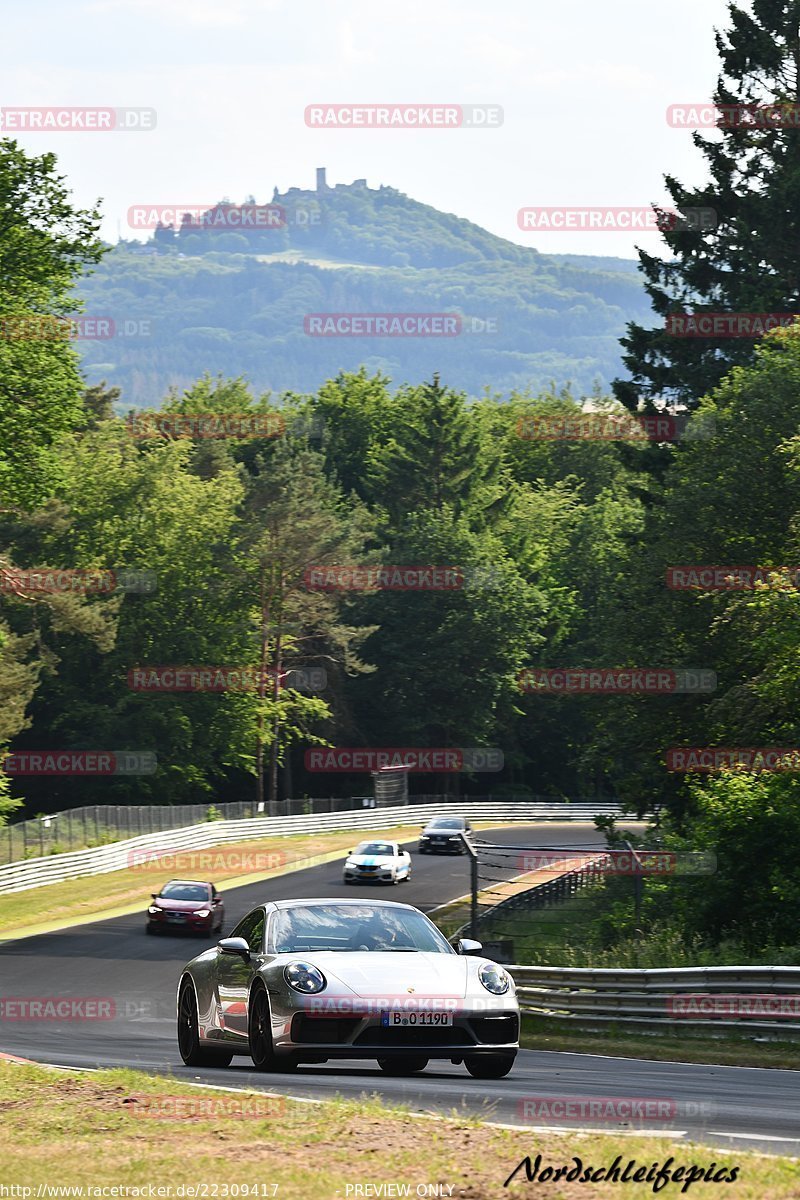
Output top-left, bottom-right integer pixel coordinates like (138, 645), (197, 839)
(377, 1056), (428, 1075)
(177, 979), (233, 1068)
(248, 984), (297, 1071)
(464, 1053), (515, 1079)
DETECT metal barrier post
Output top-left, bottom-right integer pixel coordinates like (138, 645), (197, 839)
(461, 831), (479, 940)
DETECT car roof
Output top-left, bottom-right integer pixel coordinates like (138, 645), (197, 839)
(354, 838), (399, 846)
(161, 878), (213, 886)
(270, 897), (417, 911)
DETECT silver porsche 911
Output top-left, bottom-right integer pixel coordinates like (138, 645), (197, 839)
(177, 897), (519, 1079)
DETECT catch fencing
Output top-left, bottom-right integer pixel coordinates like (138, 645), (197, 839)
(0, 794), (621, 865)
(0, 801), (627, 895)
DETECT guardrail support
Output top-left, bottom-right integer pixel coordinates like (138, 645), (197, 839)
(461, 831), (479, 940)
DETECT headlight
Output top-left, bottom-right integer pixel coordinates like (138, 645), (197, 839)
(478, 962), (511, 995)
(195, 909), (210, 918)
(285, 961), (327, 994)
(148, 906), (160, 915)
(345, 858), (355, 866)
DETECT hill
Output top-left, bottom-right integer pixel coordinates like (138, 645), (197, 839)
(74, 172), (654, 406)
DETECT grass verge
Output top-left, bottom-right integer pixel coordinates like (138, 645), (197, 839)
(0, 1060), (795, 1199)
(0, 825), (423, 939)
(520, 1014), (800, 1069)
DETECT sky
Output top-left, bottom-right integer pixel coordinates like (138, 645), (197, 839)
(0, 0), (735, 257)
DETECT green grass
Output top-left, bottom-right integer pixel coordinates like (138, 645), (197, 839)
(0, 820), (516, 939)
(1, 1060), (795, 1198)
(478, 885), (800, 969)
(520, 1014), (800, 1069)
(0, 824), (422, 937)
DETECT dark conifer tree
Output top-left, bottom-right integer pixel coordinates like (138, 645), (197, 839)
(614, 1), (800, 414)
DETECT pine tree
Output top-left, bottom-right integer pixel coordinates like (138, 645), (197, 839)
(614, 0), (800, 414)
(368, 374), (505, 526)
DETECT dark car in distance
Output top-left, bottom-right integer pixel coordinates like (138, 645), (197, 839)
(146, 879), (225, 936)
(418, 816), (473, 854)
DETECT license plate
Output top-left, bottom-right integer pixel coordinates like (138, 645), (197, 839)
(381, 1011), (454, 1027)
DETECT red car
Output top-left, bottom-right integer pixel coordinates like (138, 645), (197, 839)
(146, 879), (225, 936)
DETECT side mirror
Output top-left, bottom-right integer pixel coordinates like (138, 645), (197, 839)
(348, 848), (354, 855)
(456, 938), (483, 956)
(151, 893), (159, 900)
(218, 937), (250, 958)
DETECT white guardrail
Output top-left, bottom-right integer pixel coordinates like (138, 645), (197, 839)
(508, 965), (800, 1036)
(0, 802), (626, 895)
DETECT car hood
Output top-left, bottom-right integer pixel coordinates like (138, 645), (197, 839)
(347, 854), (396, 866)
(315, 952), (469, 999)
(422, 828), (461, 836)
(153, 897), (209, 911)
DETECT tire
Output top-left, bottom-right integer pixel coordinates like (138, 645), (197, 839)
(464, 1053), (515, 1079)
(377, 1056), (428, 1076)
(177, 978), (233, 1068)
(248, 983), (297, 1071)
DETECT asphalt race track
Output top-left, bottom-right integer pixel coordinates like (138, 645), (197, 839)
(1, 822), (798, 1158)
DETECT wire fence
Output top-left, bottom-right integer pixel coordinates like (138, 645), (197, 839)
(0, 795), (622, 865)
(458, 838), (702, 967)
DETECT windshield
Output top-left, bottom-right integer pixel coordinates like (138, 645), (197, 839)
(159, 882), (210, 901)
(354, 842), (395, 855)
(428, 819), (463, 830)
(268, 904), (454, 955)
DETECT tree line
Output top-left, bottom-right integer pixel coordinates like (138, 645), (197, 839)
(4, 0), (800, 957)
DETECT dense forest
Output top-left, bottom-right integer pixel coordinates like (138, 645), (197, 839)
(5, 0), (800, 964)
(73, 181), (652, 403)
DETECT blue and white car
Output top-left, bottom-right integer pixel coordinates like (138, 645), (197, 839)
(343, 840), (412, 885)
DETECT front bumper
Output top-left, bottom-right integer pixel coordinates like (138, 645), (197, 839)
(343, 867), (395, 882)
(276, 1007), (519, 1060)
(419, 839), (463, 854)
(147, 911), (214, 932)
